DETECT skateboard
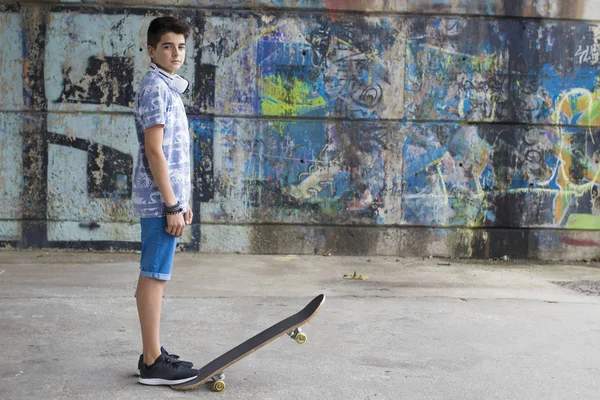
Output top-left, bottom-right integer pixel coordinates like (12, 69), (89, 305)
(171, 294), (325, 392)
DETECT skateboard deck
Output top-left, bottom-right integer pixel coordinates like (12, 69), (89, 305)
(171, 294), (325, 391)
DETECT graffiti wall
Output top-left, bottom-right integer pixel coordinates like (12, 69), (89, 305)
(0, 2), (599, 259)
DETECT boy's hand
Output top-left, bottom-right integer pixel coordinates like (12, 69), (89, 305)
(184, 204), (193, 225)
(166, 212), (185, 237)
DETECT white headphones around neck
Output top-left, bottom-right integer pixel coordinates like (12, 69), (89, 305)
(149, 63), (189, 94)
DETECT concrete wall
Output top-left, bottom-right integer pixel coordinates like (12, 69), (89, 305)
(1, 1), (599, 260)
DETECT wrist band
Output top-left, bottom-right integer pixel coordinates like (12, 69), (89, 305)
(164, 201), (183, 215)
(165, 201), (180, 211)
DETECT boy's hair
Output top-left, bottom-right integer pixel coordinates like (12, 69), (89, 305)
(147, 17), (192, 48)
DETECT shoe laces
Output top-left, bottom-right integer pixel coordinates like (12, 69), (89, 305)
(163, 354), (183, 369)
(165, 353), (183, 364)
(162, 348), (181, 361)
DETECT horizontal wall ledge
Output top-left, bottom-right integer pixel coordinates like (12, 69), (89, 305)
(4, 1), (600, 22)
(3, 225), (599, 261)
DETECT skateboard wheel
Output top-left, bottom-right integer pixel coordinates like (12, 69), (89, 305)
(212, 380), (226, 392)
(295, 332), (307, 344)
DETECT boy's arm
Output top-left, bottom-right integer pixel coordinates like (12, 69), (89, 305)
(145, 124), (185, 237)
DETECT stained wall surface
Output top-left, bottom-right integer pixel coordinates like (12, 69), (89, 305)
(1, 1), (599, 259)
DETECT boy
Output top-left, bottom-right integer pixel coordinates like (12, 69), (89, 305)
(132, 16), (197, 385)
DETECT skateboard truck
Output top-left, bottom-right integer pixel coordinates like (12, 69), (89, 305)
(287, 327), (307, 344)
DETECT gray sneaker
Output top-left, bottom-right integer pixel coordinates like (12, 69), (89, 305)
(136, 347), (194, 376)
(138, 352), (198, 386)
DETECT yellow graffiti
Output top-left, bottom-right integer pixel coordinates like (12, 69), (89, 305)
(261, 74), (326, 117)
(548, 88), (600, 224)
(556, 88), (600, 128)
(565, 214), (600, 229)
(222, 170), (235, 186)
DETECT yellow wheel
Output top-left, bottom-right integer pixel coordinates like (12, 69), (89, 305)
(295, 332), (307, 344)
(212, 380), (226, 392)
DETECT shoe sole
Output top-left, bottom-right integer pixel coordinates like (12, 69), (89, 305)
(138, 375), (198, 386)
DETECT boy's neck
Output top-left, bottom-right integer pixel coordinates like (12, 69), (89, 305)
(151, 62), (175, 76)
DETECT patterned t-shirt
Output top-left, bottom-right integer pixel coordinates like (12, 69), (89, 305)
(132, 68), (191, 218)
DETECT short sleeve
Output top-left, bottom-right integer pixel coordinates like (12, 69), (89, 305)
(138, 82), (167, 130)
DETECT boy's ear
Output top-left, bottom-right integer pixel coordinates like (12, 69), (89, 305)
(147, 45), (155, 60)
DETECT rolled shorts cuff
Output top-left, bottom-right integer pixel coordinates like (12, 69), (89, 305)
(140, 270), (171, 281)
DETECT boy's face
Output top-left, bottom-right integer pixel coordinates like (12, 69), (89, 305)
(148, 32), (186, 75)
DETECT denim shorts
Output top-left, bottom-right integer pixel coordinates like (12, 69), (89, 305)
(139, 217), (177, 281)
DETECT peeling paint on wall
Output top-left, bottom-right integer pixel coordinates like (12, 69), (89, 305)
(0, 12), (24, 110)
(0, 113), (23, 240)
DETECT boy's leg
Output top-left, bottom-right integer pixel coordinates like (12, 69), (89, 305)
(136, 217), (197, 385)
(136, 274), (166, 365)
(137, 217), (176, 366)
